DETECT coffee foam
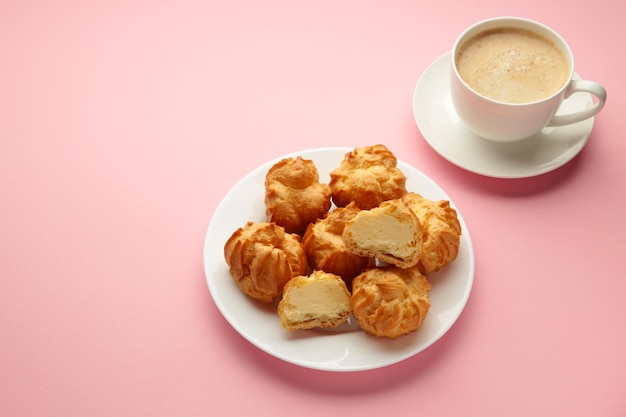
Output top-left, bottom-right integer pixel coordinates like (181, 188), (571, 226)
(455, 28), (569, 103)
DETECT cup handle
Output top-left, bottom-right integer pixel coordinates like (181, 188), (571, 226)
(547, 80), (607, 127)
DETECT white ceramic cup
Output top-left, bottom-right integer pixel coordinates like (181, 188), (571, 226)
(450, 17), (607, 142)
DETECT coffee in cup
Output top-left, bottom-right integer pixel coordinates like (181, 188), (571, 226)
(449, 17), (607, 142)
(455, 27), (569, 104)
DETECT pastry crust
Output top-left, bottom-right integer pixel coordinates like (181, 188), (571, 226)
(342, 198), (423, 268)
(329, 144), (407, 210)
(278, 270), (352, 331)
(224, 221), (307, 303)
(350, 266), (431, 339)
(403, 192), (461, 274)
(265, 156), (332, 234)
(301, 202), (370, 285)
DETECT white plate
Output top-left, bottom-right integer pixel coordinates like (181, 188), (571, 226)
(413, 52), (595, 178)
(203, 147), (475, 372)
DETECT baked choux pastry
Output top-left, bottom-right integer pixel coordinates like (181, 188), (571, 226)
(265, 156), (332, 234)
(224, 221), (307, 303)
(329, 144), (407, 210)
(342, 198), (423, 269)
(302, 202), (370, 286)
(278, 270), (351, 331)
(403, 192), (461, 274)
(350, 266), (431, 339)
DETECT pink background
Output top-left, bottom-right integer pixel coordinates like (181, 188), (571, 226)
(2, 1), (625, 416)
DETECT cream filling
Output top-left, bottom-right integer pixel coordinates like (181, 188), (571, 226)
(350, 216), (415, 259)
(284, 280), (349, 322)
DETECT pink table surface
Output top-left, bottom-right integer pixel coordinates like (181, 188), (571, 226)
(2, 1), (625, 416)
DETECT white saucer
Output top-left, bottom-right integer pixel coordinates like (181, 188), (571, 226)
(412, 52), (595, 178)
